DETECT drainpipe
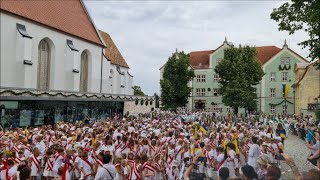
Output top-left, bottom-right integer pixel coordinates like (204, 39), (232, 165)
(100, 49), (103, 93)
(259, 82), (262, 113)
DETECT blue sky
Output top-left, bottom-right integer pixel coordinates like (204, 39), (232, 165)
(84, 1), (309, 96)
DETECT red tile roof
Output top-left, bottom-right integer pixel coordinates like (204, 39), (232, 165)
(1, 0), (103, 46)
(99, 30), (129, 68)
(255, 46), (282, 64)
(189, 50), (215, 69)
(189, 45), (284, 69)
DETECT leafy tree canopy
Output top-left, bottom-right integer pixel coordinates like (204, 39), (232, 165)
(270, 0), (320, 61)
(160, 51), (195, 110)
(132, 85), (145, 96)
(215, 46), (264, 114)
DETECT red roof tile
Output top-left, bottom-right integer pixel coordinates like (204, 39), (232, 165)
(1, 0), (103, 46)
(189, 50), (215, 69)
(99, 30), (129, 68)
(255, 46), (282, 64)
(189, 45), (284, 69)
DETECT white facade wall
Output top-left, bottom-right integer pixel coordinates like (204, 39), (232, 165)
(1, 12), (134, 96)
(108, 64), (133, 95)
(0, 12), (103, 92)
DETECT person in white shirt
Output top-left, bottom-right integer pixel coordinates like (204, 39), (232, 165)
(35, 135), (46, 157)
(79, 151), (95, 180)
(0, 159), (18, 180)
(247, 136), (261, 171)
(94, 154), (116, 180)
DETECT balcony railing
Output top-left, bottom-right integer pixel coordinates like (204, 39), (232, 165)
(308, 103), (319, 110)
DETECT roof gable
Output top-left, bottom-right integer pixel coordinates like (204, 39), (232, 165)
(189, 45), (284, 69)
(99, 30), (129, 68)
(1, 0), (103, 46)
(189, 50), (215, 69)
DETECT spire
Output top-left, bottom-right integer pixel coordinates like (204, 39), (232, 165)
(224, 36), (228, 44)
(283, 39), (288, 49)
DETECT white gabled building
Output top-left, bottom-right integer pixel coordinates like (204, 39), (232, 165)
(0, 0), (153, 128)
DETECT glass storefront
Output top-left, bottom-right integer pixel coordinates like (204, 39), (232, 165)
(0, 100), (124, 128)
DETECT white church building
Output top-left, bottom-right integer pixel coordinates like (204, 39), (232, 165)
(0, 0), (154, 127)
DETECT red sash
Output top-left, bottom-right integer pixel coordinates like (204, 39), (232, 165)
(142, 162), (155, 173)
(120, 143), (128, 152)
(14, 157), (21, 164)
(47, 158), (54, 171)
(133, 163), (141, 180)
(11, 145), (19, 153)
(80, 157), (92, 170)
(115, 142), (122, 151)
(217, 158), (226, 170)
(32, 156), (41, 171)
(3, 159), (9, 180)
(55, 154), (62, 161)
(206, 152), (214, 169)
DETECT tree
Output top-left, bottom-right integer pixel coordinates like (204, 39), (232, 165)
(270, 0), (320, 61)
(132, 85), (145, 96)
(160, 51), (195, 110)
(154, 93), (160, 108)
(215, 46), (264, 115)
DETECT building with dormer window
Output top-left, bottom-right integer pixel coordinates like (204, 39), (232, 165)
(0, 0), (153, 127)
(160, 38), (308, 115)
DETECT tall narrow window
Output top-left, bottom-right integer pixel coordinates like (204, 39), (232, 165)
(270, 72), (276, 81)
(270, 105), (275, 114)
(282, 72), (288, 82)
(38, 39), (50, 90)
(213, 74), (220, 81)
(201, 75), (206, 82)
(282, 105), (287, 114)
(80, 51), (88, 92)
(213, 88), (219, 96)
(270, 88), (276, 97)
(196, 75), (201, 82)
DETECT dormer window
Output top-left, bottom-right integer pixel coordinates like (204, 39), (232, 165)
(67, 39), (79, 51)
(281, 57), (290, 65)
(16, 23), (32, 39)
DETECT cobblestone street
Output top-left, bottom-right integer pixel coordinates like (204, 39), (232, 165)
(281, 131), (317, 179)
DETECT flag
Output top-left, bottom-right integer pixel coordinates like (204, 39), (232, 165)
(199, 127), (207, 135)
(233, 138), (239, 154)
(202, 123), (208, 131)
(194, 126), (198, 140)
(91, 137), (96, 147)
(280, 133), (287, 140)
(282, 83), (290, 97)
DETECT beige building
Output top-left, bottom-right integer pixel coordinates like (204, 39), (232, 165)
(293, 60), (320, 117)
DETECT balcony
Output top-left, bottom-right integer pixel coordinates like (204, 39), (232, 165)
(308, 103), (320, 110)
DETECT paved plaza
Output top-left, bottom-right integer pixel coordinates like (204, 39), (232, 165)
(280, 133), (316, 179)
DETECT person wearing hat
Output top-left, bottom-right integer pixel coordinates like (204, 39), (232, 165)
(257, 155), (268, 180)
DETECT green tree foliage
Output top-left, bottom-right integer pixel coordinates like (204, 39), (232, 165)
(270, 0), (320, 61)
(160, 51), (195, 110)
(154, 93), (160, 108)
(215, 46), (264, 114)
(132, 85), (145, 96)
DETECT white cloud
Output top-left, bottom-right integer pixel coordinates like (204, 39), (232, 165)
(84, 1), (310, 95)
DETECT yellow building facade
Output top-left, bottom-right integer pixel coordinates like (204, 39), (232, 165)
(294, 60), (320, 117)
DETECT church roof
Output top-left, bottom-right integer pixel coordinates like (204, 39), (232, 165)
(99, 30), (129, 68)
(1, 0), (104, 46)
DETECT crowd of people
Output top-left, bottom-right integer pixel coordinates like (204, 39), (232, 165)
(0, 111), (319, 180)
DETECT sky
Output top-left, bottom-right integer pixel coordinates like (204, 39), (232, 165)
(84, 1), (310, 96)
